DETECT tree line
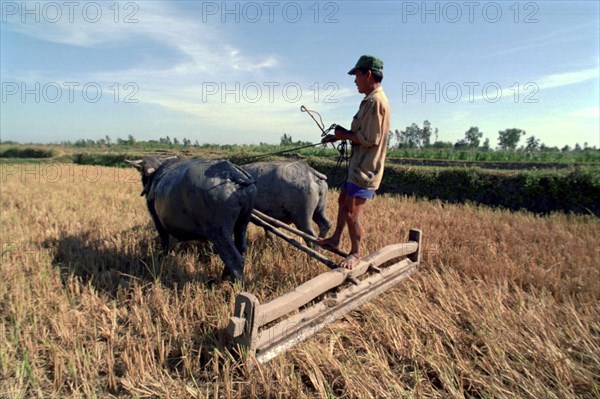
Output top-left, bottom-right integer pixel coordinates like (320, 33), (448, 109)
(390, 120), (597, 153)
(4, 123), (596, 155)
(49, 135), (203, 148)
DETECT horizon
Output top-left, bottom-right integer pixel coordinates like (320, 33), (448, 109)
(1, 1), (599, 148)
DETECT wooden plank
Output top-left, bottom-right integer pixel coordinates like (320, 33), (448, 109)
(252, 210), (350, 258)
(250, 214), (339, 269)
(255, 241), (419, 327)
(228, 228), (423, 363)
(349, 242), (419, 278)
(255, 259), (418, 363)
(257, 268), (348, 326)
(408, 229), (422, 263)
(252, 210), (316, 243)
(256, 258), (415, 350)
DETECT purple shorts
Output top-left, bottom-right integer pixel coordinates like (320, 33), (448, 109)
(342, 182), (375, 199)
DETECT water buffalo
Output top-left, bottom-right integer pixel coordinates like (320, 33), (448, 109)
(127, 156), (257, 282)
(242, 161), (332, 239)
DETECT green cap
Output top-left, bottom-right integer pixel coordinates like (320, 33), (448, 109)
(347, 55), (384, 75)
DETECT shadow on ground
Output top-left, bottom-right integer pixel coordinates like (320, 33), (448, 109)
(43, 225), (223, 296)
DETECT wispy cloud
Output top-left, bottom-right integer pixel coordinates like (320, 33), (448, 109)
(568, 106), (600, 119)
(485, 23), (597, 58)
(536, 68), (599, 90)
(3, 2), (306, 140)
(463, 67), (598, 103)
(4, 2), (280, 78)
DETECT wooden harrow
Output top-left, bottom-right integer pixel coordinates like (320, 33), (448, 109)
(228, 210), (422, 364)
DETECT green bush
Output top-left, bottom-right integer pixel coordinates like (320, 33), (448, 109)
(72, 153), (142, 167)
(0, 147), (56, 158)
(11, 149), (595, 216)
(308, 158), (600, 216)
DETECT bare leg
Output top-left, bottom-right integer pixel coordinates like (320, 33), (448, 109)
(340, 195), (367, 269)
(316, 188), (367, 269)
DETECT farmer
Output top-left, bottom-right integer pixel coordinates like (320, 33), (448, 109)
(317, 55), (391, 269)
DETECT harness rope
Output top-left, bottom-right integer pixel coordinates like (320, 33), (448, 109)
(231, 106), (351, 186)
(300, 105), (352, 186)
(231, 142), (323, 165)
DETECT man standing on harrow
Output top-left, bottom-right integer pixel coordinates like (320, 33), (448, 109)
(317, 55), (391, 269)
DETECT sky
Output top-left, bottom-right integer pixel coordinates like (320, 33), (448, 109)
(1, 0), (599, 148)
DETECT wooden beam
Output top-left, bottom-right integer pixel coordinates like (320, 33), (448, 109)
(257, 268), (348, 326)
(249, 214), (340, 269)
(252, 210), (350, 258)
(228, 228), (424, 364)
(254, 241), (419, 327)
(252, 210), (316, 242)
(255, 258), (418, 364)
(348, 241), (419, 278)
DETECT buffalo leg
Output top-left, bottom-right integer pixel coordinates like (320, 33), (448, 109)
(212, 237), (244, 282)
(313, 211), (333, 238)
(294, 216), (318, 246)
(314, 186), (332, 238)
(148, 203), (170, 255)
(234, 212), (252, 255)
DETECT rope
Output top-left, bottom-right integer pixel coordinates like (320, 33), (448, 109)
(330, 140), (352, 187)
(300, 105), (350, 185)
(230, 106), (352, 186)
(230, 142), (324, 165)
(300, 105), (337, 137)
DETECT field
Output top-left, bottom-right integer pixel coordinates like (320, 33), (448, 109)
(1, 162), (599, 398)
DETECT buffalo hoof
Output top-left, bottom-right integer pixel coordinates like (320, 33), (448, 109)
(221, 267), (244, 284)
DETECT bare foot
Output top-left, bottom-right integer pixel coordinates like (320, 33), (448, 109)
(315, 237), (341, 252)
(340, 253), (361, 270)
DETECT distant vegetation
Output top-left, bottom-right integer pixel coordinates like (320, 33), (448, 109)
(0, 147), (56, 159)
(2, 126), (599, 216)
(311, 158), (600, 216)
(388, 121), (599, 163)
(2, 121), (598, 164)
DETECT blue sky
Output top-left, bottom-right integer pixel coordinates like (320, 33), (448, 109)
(1, 0), (599, 148)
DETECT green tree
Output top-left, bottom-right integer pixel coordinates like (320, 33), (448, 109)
(481, 138), (491, 151)
(127, 134), (137, 146)
(464, 127), (483, 148)
(422, 120), (432, 147)
(454, 139), (469, 150)
(396, 120), (435, 148)
(396, 123), (421, 148)
(431, 141), (453, 149)
(280, 133), (293, 146)
(524, 136), (540, 152)
(498, 128), (525, 150)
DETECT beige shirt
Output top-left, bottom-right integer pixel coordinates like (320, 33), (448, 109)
(348, 87), (390, 190)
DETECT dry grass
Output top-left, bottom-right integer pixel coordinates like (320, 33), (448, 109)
(1, 163), (598, 398)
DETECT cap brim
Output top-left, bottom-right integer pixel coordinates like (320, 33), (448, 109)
(347, 67), (357, 75)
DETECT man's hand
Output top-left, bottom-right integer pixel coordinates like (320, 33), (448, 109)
(321, 134), (337, 144)
(334, 125), (347, 136)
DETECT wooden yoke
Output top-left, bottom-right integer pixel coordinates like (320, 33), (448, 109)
(228, 228), (423, 364)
